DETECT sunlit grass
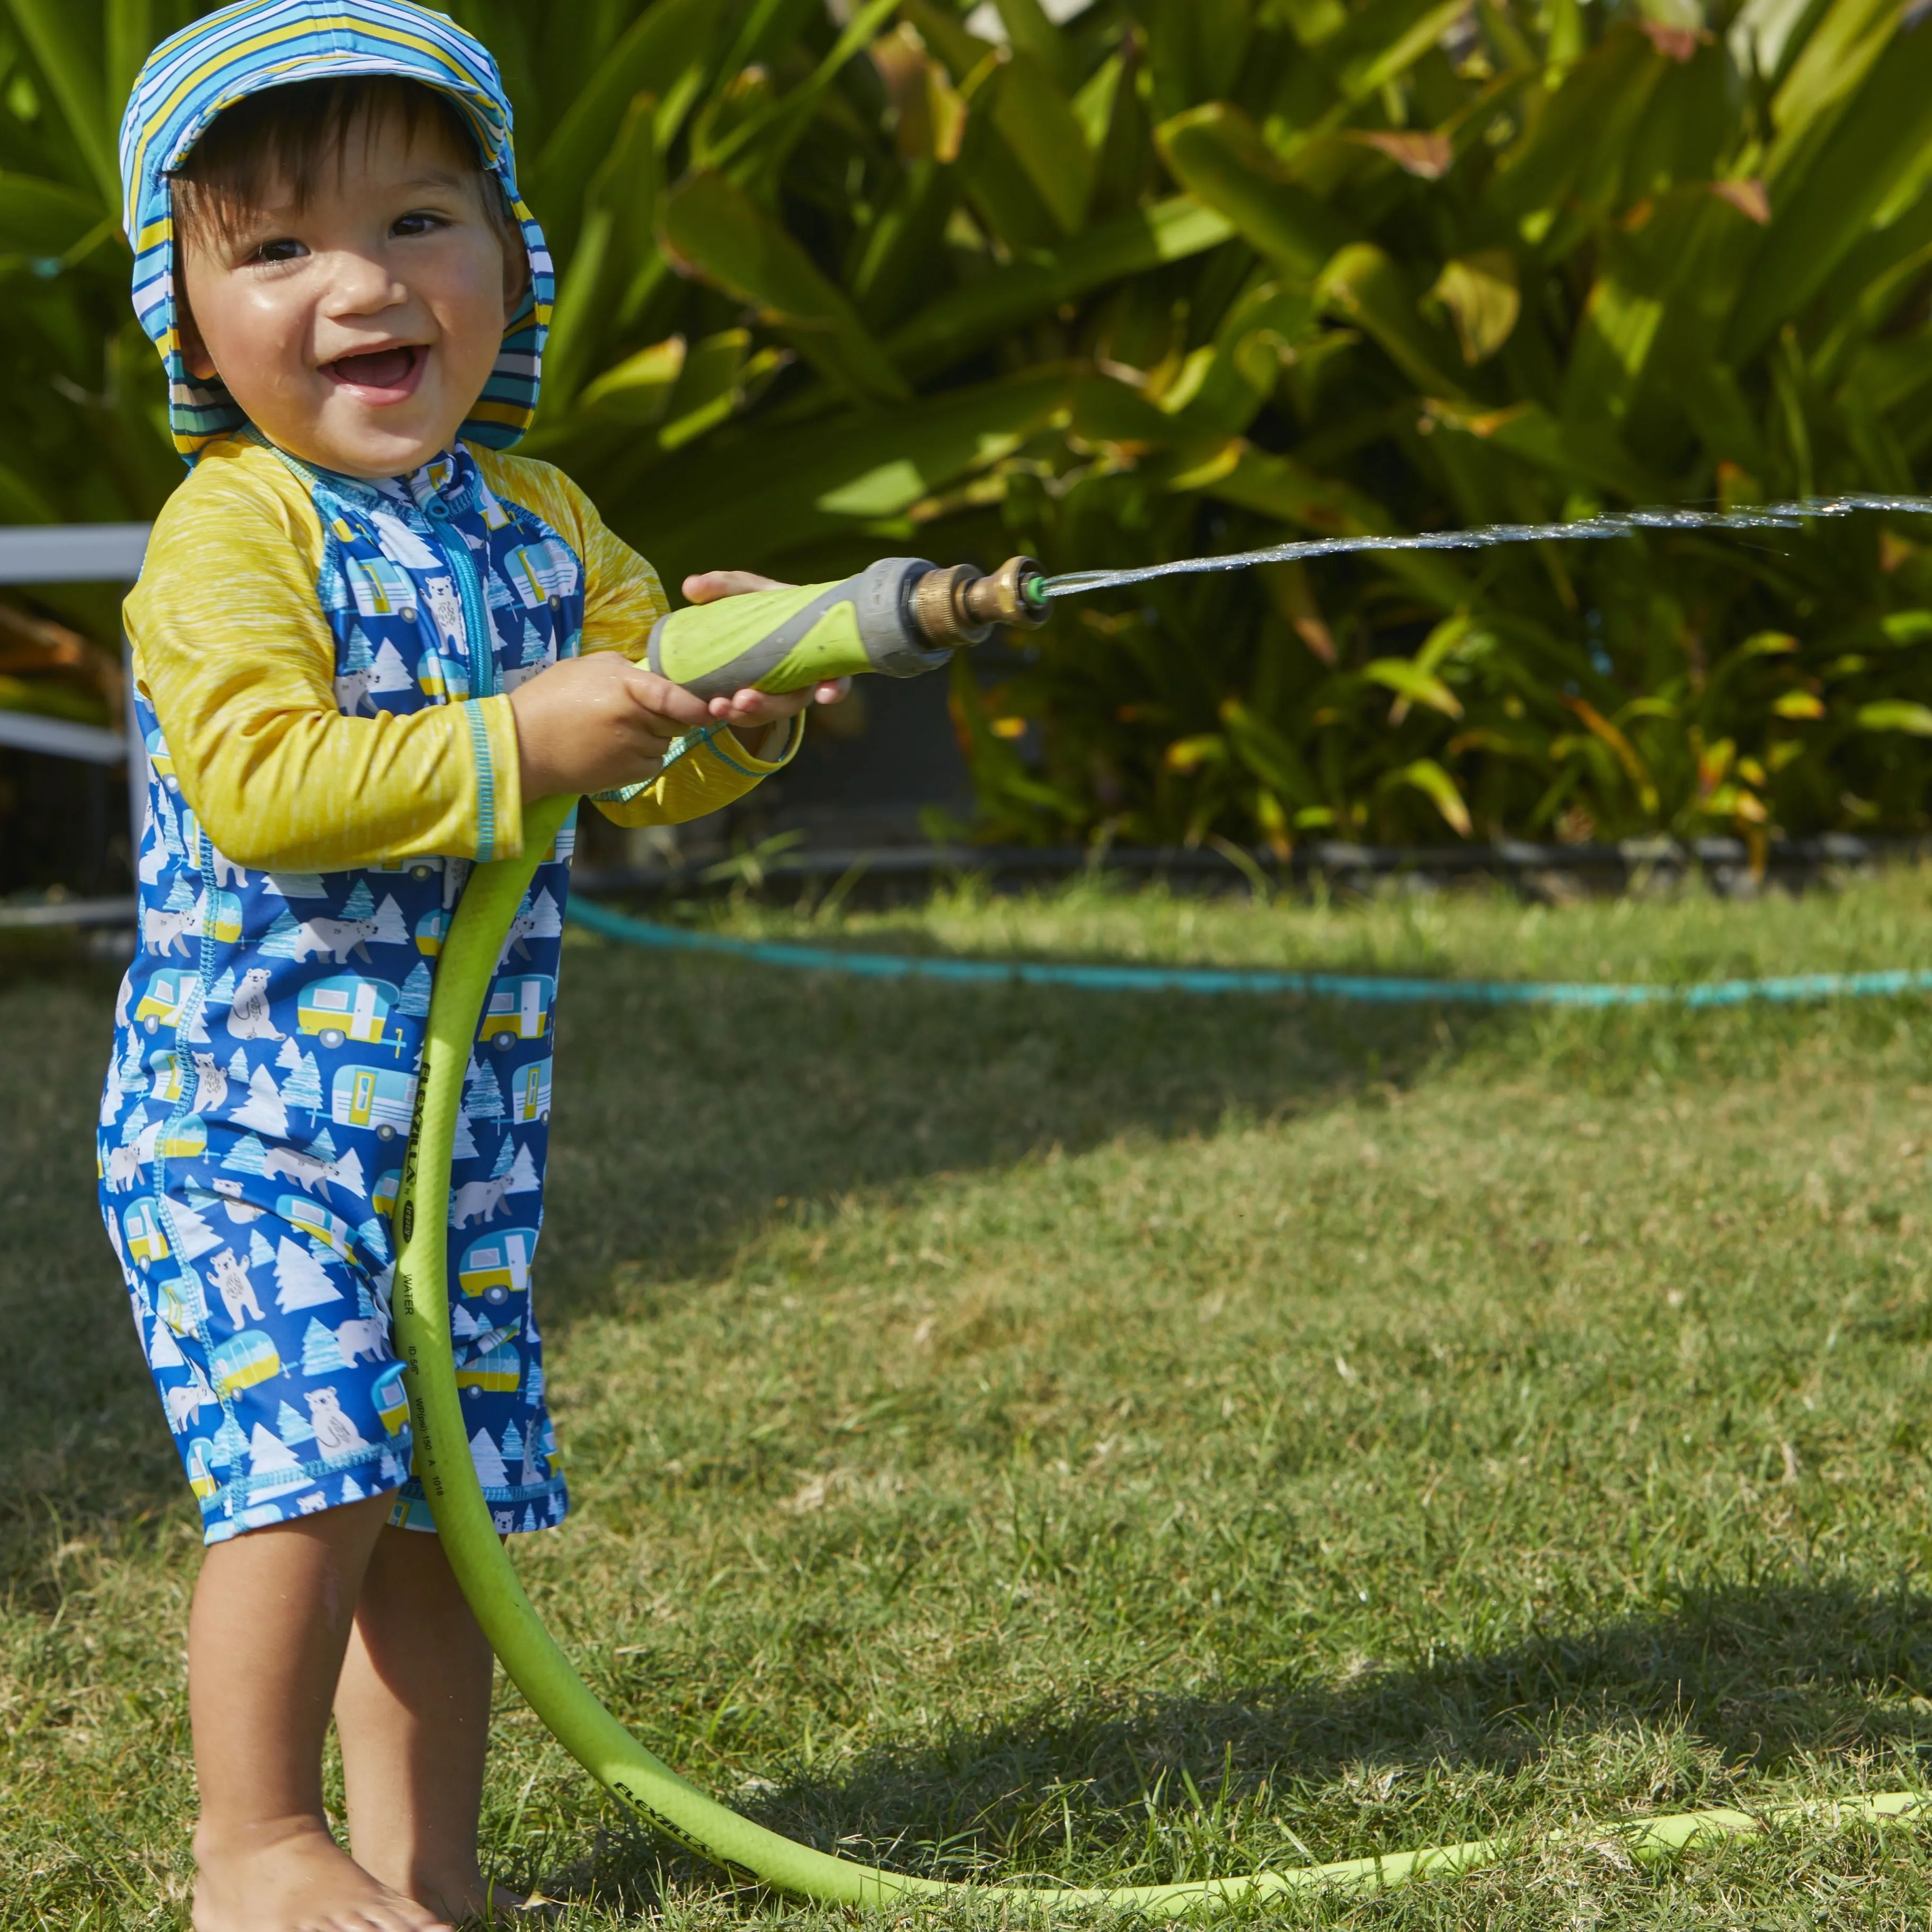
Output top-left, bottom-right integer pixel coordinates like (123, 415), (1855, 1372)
(9, 871), (1932, 1925)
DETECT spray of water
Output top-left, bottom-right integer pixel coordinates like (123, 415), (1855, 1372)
(1039, 493), (1932, 599)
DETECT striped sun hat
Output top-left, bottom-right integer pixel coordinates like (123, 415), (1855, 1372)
(118, 0), (553, 463)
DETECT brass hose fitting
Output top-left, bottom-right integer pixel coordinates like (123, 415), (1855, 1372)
(908, 555), (1049, 649)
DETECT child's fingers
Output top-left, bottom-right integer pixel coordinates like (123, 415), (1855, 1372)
(681, 569), (790, 605)
(706, 678), (853, 723)
(616, 659), (714, 727)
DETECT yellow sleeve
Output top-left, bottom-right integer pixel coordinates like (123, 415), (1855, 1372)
(125, 439), (522, 871)
(475, 449), (802, 828)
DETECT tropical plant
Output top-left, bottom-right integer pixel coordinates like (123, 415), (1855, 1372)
(3, 0), (1932, 853)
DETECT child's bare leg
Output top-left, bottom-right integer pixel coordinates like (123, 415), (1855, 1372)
(189, 1493), (451, 1932)
(335, 1525), (529, 1919)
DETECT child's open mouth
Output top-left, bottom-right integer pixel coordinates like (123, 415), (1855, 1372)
(324, 343), (427, 401)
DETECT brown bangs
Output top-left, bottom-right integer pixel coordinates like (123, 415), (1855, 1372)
(169, 75), (520, 255)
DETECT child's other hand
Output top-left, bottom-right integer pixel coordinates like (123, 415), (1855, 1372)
(681, 570), (853, 733)
(509, 653), (715, 801)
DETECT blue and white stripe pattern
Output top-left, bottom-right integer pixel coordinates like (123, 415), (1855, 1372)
(119, 0), (551, 462)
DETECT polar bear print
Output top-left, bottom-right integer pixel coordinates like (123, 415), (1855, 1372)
(306, 1387), (371, 1457)
(207, 1248), (265, 1327)
(226, 968), (285, 1041)
(189, 1052), (229, 1114)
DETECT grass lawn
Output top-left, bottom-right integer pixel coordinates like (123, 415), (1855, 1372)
(11, 867), (1932, 1926)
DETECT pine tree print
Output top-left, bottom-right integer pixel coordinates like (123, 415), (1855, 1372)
(258, 910), (305, 960)
(277, 1398), (317, 1447)
(370, 895), (410, 949)
(300, 1317), (349, 1375)
(463, 1054), (504, 1124)
(273, 1237), (341, 1313)
(281, 1051), (323, 1115)
(231, 1065), (289, 1138)
(398, 961), (432, 1017)
(469, 1428), (508, 1490)
(221, 1133), (269, 1176)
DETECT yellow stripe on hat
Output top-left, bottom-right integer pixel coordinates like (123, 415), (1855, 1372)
(466, 400), (534, 428)
(132, 20), (488, 205)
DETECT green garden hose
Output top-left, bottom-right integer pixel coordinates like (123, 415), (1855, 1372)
(391, 791), (1929, 1910)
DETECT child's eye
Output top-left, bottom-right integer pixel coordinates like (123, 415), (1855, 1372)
(393, 211), (449, 238)
(249, 237), (307, 265)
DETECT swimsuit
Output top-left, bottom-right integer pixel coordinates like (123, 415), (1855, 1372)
(100, 436), (796, 1541)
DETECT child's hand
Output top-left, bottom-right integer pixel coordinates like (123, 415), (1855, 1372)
(682, 570), (853, 737)
(509, 652), (716, 801)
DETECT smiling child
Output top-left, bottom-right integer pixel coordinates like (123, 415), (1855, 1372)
(100, 6), (844, 1929)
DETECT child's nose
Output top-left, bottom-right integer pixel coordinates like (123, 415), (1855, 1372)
(323, 252), (408, 317)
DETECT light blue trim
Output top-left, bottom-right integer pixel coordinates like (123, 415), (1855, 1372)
(464, 699), (498, 863)
(430, 494), (498, 698)
(707, 714), (803, 777)
(565, 898), (1932, 1008)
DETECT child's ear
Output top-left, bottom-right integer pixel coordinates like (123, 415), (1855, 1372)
(501, 234), (529, 322)
(175, 298), (219, 382)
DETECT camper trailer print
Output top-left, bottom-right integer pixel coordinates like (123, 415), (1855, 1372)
(505, 539), (576, 607)
(508, 1058), (552, 1123)
(370, 854), (442, 882)
(415, 908), (449, 955)
(459, 1226), (536, 1303)
(349, 555), (415, 619)
(135, 968), (194, 1034)
(298, 976), (398, 1048)
(481, 975), (552, 1049)
(331, 1065), (419, 1138)
(210, 1330), (281, 1396)
(278, 1194), (356, 1260)
(456, 1342), (520, 1394)
(123, 1200), (170, 1264)
(371, 1363), (411, 1438)
(185, 1437), (220, 1500)
(202, 889), (244, 942)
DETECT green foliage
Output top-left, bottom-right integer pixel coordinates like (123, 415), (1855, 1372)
(7, 0), (1932, 847)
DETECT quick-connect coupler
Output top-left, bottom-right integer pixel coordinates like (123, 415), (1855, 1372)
(648, 556), (1048, 700)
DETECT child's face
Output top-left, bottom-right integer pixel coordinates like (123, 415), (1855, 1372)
(176, 108), (518, 478)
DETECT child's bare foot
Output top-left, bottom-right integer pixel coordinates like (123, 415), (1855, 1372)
(415, 1875), (558, 1926)
(193, 1816), (454, 1932)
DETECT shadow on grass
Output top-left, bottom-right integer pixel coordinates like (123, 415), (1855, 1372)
(0, 942), (1464, 1592)
(536, 943), (1476, 1329)
(639, 1579), (1932, 1898)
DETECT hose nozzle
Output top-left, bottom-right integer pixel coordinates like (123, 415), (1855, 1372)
(909, 555), (1049, 648)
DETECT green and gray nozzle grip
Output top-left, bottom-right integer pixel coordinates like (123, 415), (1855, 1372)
(646, 555), (1048, 700)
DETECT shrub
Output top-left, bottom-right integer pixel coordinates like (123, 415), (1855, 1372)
(3, 0), (1931, 852)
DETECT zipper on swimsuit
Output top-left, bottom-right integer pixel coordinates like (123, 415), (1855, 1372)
(420, 491), (497, 699)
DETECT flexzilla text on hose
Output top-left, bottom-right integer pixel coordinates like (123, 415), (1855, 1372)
(388, 790), (1931, 1909)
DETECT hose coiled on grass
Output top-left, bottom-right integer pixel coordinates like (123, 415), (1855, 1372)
(389, 794), (1929, 1910)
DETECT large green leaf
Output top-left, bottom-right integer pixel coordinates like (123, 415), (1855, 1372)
(1724, 16), (1932, 364)
(1156, 103), (1350, 280)
(884, 194), (1235, 376)
(659, 169), (910, 403)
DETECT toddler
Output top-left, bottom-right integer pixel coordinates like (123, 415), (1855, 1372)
(99, 5), (844, 1927)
